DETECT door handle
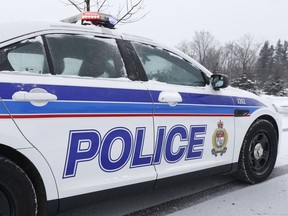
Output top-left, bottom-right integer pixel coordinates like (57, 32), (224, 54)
(12, 88), (57, 107)
(158, 91), (182, 107)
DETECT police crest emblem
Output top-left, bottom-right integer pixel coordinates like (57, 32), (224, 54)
(211, 120), (228, 156)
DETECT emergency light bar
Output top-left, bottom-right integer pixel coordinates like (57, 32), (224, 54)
(61, 12), (118, 29)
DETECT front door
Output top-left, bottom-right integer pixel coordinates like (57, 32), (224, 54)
(131, 42), (235, 179)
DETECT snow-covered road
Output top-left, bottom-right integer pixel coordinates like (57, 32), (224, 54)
(167, 116), (288, 216)
(168, 168), (288, 216)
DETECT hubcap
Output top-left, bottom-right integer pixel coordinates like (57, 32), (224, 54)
(249, 131), (270, 174)
(254, 143), (264, 160)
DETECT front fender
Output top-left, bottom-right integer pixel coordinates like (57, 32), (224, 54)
(232, 107), (282, 163)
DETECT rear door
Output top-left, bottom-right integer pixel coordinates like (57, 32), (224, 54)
(0, 33), (156, 199)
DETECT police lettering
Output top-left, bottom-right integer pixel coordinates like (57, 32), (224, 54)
(63, 125), (206, 178)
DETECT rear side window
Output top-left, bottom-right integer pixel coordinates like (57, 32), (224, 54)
(132, 42), (206, 87)
(45, 34), (126, 78)
(0, 37), (49, 74)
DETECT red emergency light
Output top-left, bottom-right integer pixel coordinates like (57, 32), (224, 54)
(61, 12), (118, 29)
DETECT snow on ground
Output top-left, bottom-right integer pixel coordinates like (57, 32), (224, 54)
(169, 174), (288, 216)
(169, 96), (288, 216)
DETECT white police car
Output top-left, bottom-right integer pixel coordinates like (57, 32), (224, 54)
(0, 12), (282, 215)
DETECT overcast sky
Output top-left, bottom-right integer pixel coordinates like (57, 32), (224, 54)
(0, 0), (287, 46)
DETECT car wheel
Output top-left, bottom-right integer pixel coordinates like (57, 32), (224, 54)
(0, 156), (37, 216)
(235, 119), (278, 184)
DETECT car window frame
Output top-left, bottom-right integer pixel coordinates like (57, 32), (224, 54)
(129, 41), (208, 87)
(0, 31), (143, 82)
(0, 36), (51, 74)
(43, 33), (129, 79)
(116, 39), (148, 81)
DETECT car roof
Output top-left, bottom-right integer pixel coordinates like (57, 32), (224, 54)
(0, 21), (212, 76)
(0, 21), (119, 43)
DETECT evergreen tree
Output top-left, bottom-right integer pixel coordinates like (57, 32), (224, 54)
(231, 73), (258, 93)
(282, 41), (288, 86)
(274, 40), (284, 80)
(255, 41), (274, 86)
(263, 79), (287, 96)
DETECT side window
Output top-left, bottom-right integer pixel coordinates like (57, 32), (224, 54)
(132, 42), (206, 86)
(0, 37), (49, 74)
(45, 34), (126, 78)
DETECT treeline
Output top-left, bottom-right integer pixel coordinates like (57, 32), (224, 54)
(177, 31), (288, 96)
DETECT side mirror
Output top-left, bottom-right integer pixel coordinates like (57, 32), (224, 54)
(211, 74), (229, 90)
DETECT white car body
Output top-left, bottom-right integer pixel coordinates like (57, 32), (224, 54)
(0, 21), (282, 214)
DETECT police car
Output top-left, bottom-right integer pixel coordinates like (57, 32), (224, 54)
(0, 12), (282, 215)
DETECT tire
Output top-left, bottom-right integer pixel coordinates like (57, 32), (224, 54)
(235, 119), (278, 184)
(0, 156), (37, 216)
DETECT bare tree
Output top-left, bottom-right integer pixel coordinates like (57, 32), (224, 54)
(62, 0), (147, 25)
(220, 42), (242, 79)
(177, 31), (221, 73)
(192, 31), (218, 66)
(116, 0), (146, 24)
(177, 40), (196, 59)
(232, 34), (261, 75)
(204, 47), (222, 73)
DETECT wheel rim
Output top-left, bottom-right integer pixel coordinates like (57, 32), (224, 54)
(248, 131), (271, 175)
(0, 186), (15, 216)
